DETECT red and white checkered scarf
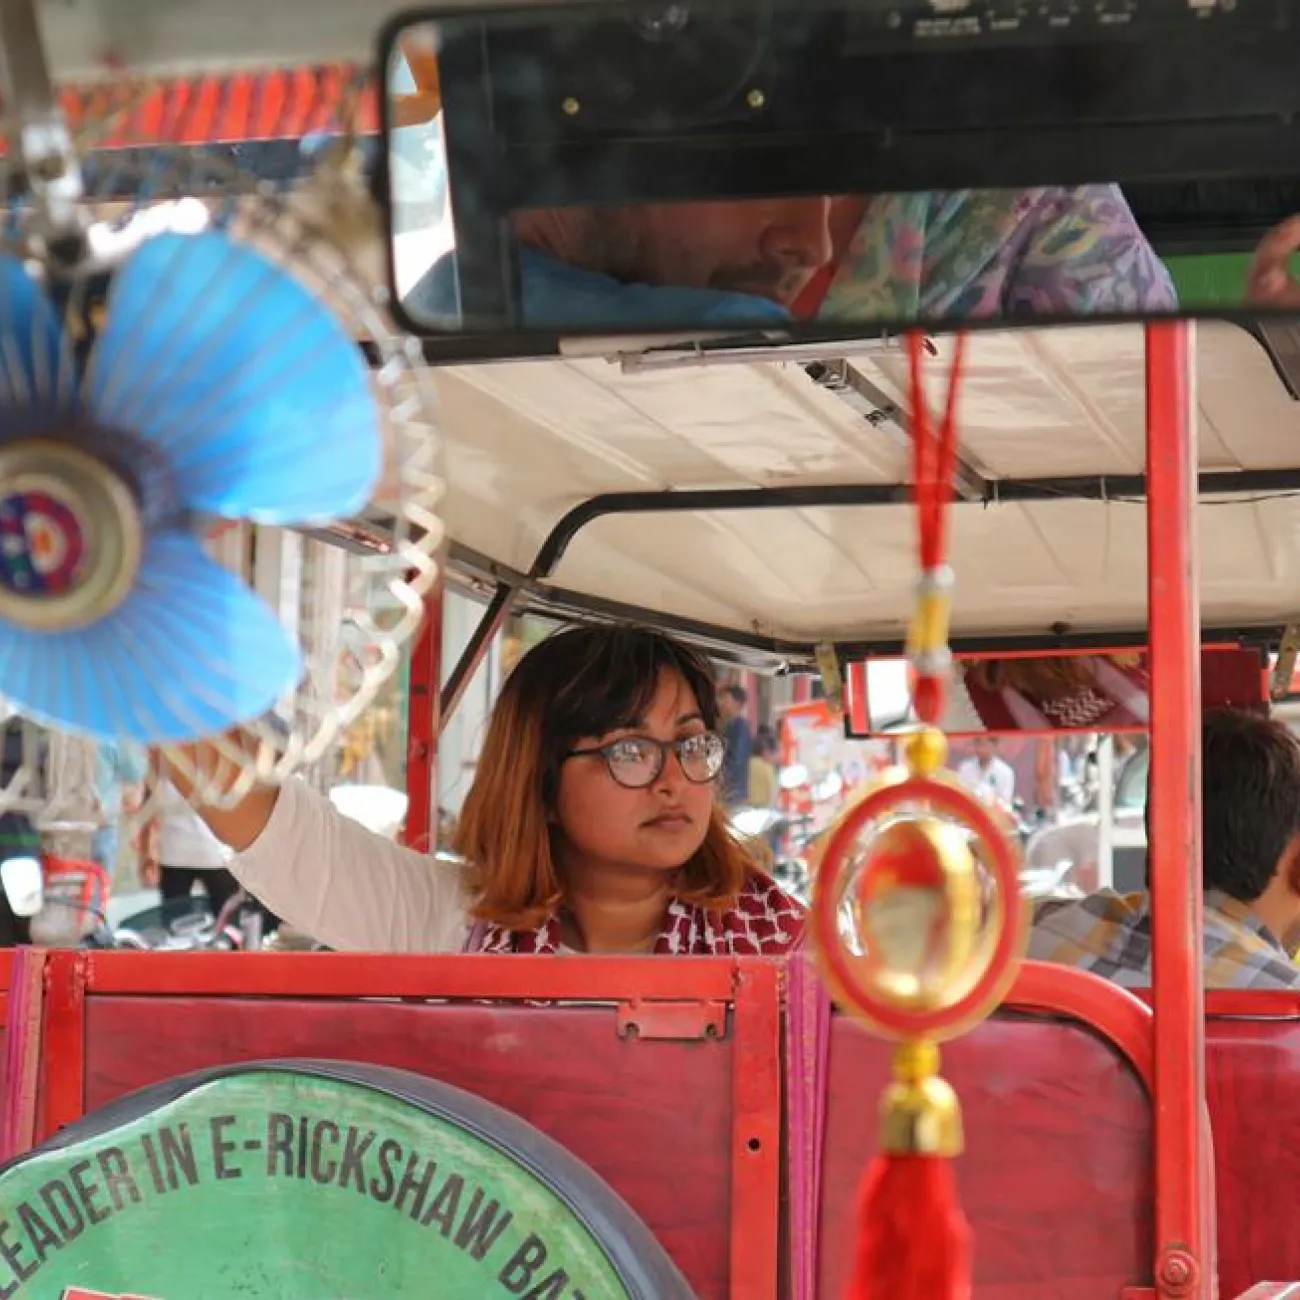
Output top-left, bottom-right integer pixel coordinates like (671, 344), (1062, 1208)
(468, 871), (805, 955)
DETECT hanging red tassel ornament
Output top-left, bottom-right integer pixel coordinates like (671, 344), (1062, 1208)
(809, 332), (1026, 1300)
(846, 1040), (972, 1300)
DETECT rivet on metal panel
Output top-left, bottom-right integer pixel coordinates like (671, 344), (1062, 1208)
(1155, 1248), (1199, 1297)
(615, 999), (728, 1041)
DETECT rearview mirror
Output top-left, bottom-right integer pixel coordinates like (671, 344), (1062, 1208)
(846, 646), (1265, 740)
(381, 3), (1300, 356)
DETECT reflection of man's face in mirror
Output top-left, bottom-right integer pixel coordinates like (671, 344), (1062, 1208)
(513, 198), (833, 306)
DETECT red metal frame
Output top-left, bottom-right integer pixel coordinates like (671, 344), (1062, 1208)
(1134, 990), (1300, 1017)
(0, 948), (43, 1162)
(1146, 320), (1215, 1297)
(403, 575), (443, 850)
(42, 950), (88, 1138)
(730, 961), (780, 1300)
(74, 951), (742, 1000)
(1010, 960), (1154, 1092)
(842, 642), (1259, 741)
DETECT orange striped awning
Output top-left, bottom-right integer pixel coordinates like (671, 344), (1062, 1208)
(12, 65), (382, 151)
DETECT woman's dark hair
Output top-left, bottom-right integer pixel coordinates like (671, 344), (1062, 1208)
(455, 623), (749, 926)
(1145, 709), (1300, 901)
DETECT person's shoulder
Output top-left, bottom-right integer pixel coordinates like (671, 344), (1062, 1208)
(1241, 954), (1300, 992)
(1026, 889), (1149, 971)
(1032, 889), (1145, 932)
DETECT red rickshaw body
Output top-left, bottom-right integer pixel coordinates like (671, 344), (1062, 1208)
(2, 34), (1298, 1300)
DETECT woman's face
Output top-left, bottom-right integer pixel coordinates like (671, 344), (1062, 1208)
(553, 669), (717, 876)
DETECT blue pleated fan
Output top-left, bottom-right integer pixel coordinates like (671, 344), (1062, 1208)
(0, 229), (381, 743)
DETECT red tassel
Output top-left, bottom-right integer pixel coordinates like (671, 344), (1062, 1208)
(846, 1151), (972, 1300)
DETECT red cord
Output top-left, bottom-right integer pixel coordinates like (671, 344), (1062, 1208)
(907, 331), (968, 573)
(846, 336), (975, 1300)
(906, 331), (968, 727)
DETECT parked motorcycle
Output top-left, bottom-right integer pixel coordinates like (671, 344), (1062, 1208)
(85, 895), (252, 951)
(0, 853), (260, 951)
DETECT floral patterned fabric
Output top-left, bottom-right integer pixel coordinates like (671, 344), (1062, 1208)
(820, 185), (1177, 322)
(468, 870), (806, 955)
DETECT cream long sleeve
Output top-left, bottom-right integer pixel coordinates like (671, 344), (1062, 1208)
(229, 777), (472, 952)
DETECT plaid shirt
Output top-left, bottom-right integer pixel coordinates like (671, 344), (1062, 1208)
(1028, 889), (1300, 990)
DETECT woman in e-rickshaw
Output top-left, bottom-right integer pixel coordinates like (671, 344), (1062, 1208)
(177, 624), (805, 956)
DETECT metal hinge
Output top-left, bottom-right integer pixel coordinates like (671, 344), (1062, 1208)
(616, 999), (728, 1041)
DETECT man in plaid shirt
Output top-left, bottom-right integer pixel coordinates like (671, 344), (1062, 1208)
(1028, 710), (1300, 990)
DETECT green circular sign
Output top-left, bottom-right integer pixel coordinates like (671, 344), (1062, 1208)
(0, 1061), (695, 1299)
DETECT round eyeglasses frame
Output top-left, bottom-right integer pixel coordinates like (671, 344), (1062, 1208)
(565, 731), (726, 789)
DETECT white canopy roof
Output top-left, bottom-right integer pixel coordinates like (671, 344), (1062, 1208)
(430, 321), (1300, 657)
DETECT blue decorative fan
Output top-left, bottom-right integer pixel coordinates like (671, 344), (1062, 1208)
(0, 229), (381, 743)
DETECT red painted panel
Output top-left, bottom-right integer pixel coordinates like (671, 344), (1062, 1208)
(819, 1011), (1154, 1300)
(0, 992), (9, 1099)
(1205, 1014), (1300, 1297)
(82, 950), (741, 1001)
(84, 996), (734, 1299)
(1123, 992), (1300, 1293)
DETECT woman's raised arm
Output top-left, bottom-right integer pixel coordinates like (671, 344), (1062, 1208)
(161, 744), (468, 952)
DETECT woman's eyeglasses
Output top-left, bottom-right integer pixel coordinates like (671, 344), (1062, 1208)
(566, 731), (726, 789)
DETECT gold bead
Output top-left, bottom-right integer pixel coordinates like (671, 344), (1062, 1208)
(873, 1050), (967, 1164)
(905, 726), (948, 776)
(907, 589), (951, 656)
(893, 1039), (940, 1083)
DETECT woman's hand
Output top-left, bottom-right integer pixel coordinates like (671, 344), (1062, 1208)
(140, 852), (161, 888)
(156, 734), (280, 852)
(136, 815), (161, 886)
